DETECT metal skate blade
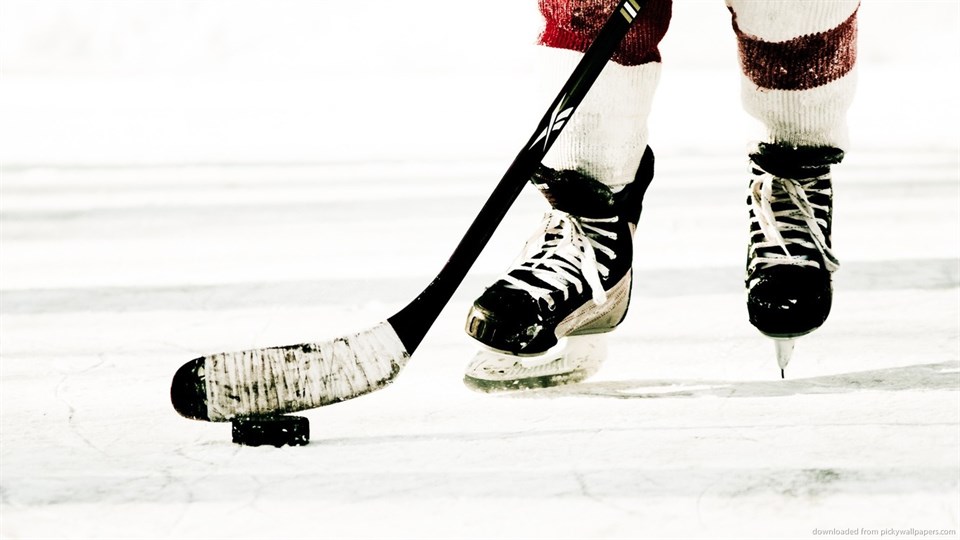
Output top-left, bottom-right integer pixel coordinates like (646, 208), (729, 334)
(774, 338), (796, 372)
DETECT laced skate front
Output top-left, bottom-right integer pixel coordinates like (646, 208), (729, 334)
(748, 171), (839, 283)
(503, 210), (617, 308)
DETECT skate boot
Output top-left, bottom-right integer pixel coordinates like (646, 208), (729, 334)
(464, 147), (655, 391)
(745, 143), (844, 376)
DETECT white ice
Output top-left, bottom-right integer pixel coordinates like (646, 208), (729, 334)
(1, 1), (958, 538)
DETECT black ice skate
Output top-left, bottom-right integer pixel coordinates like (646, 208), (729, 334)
(745, 143), (844, 376)
(463, 147), (654, 391)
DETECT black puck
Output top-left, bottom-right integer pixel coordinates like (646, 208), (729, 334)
(231, 415), (309, 447)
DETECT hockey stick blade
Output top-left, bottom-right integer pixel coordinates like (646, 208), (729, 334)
(172, 322), (408, 421)
(171, 0), (645, 422)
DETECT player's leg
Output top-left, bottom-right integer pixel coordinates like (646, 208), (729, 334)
(727, 0), (859, 372)
(464, 0), (672, 390)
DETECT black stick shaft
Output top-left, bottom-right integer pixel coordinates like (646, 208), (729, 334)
(389, 0), (645, 352)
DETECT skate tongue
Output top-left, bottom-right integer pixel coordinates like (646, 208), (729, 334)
(532, 167), (616, 218)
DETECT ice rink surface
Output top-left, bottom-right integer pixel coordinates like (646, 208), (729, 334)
(1, 1), (959, 538)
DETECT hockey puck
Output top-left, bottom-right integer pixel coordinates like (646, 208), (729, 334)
(231, 415), (309, 447)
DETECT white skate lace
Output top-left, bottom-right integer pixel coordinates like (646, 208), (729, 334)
(748, 171), (839, 282)
(503, 210), (617, 308)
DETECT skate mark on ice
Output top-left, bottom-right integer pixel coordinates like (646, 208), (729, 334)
(512, 361), (960, 400)
(53, 355), (111, 456)
(696, 468), (852, 501)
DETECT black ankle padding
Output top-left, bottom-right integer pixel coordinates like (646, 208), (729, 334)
(751, 143), (845, 179)
(532, 146), (657, 222)
(531, 167), (616, 218)
(616, 146), (655, 225)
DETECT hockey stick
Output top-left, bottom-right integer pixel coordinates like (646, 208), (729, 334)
(172, 0), (647, 422)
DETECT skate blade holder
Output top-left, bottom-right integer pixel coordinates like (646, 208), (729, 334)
(517, 334), (608, 368)
(464, 335), (607, 391)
